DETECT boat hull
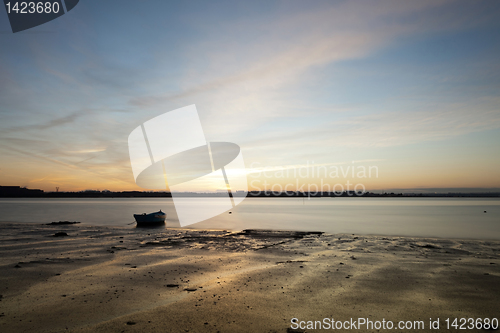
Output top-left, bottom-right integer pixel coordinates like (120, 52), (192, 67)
(133, 211), (166, 226)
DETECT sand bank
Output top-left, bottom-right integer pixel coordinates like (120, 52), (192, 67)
(0, 222), (499, 332)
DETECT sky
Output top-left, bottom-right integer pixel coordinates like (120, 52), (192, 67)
(0, 0), (499, 193)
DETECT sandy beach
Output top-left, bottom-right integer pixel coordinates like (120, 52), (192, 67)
(0, 221), (499, 332)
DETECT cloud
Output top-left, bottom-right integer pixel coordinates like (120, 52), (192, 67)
(65, 148), (107, 154)
(129, 0), (472, 104)
(1, 110), (86, 134)
(128, 0), (499, 140)
(235, 96), (500, 162)
(327, 98), (500, 147)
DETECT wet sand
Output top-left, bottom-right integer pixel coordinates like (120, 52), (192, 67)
(0, 222), (499, 332)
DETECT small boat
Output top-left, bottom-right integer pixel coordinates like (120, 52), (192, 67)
(133, 210), (166, 226)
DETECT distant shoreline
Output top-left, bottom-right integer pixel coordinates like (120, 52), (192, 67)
(1, 192), (499, 198)
(1, 185), (500, 198)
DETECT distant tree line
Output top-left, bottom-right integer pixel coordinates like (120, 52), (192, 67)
(1, 186), (498, 198)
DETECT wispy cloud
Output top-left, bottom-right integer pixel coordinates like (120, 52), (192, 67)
(1, 109), (88, 134)
(129, 0), (499, 140)
(239, 96), (500, 154)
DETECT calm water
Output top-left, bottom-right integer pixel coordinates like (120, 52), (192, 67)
(0, 197), (499, 239)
